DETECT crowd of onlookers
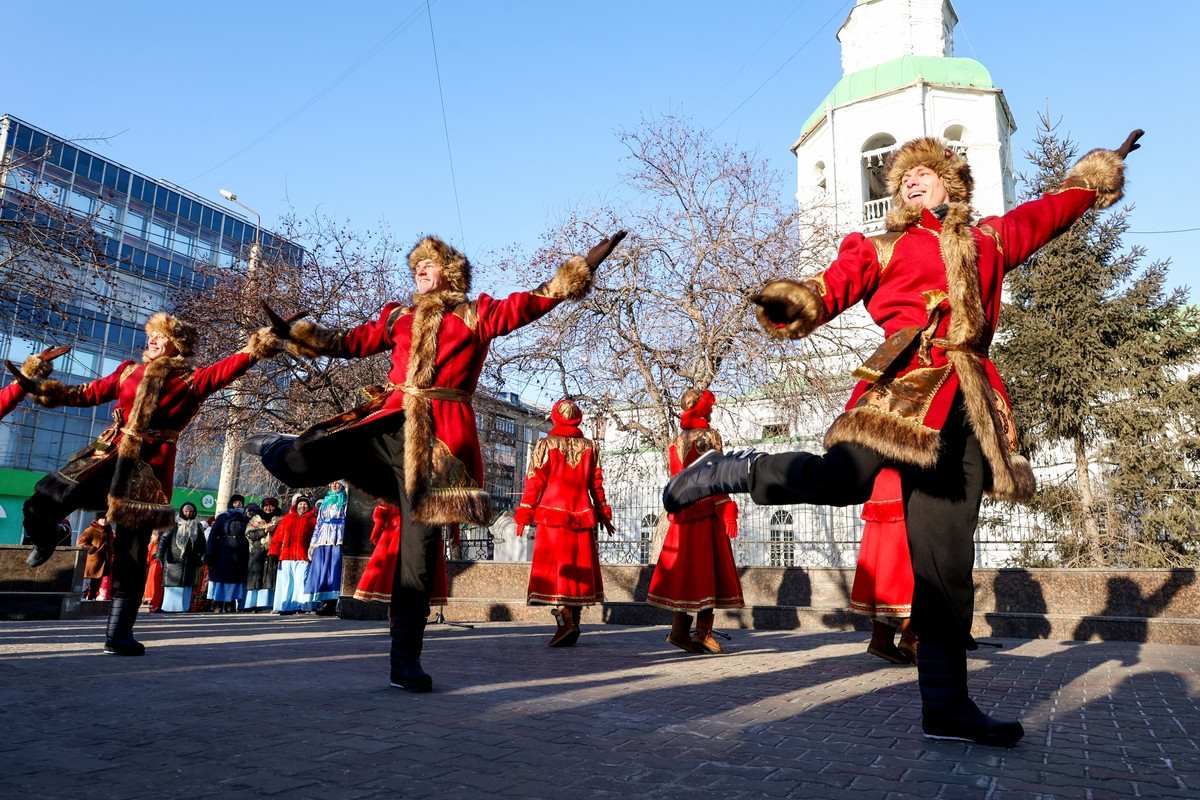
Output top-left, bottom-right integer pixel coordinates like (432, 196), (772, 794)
(66, 481), (347, 616)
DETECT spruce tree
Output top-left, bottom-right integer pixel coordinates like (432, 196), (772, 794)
(993, 114), (1200, 566)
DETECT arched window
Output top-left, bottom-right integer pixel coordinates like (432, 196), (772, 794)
(813, 160), (827, 195)
(640, 513), (658, 564)
(943, 124), (969, 160)
(861, 134), (897, 227)
(769, 510), (796, 568)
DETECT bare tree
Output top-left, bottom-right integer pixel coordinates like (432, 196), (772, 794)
(175, 212), (411, 493)
(486, 116), (864, 480)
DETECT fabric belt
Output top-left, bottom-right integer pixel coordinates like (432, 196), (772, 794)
(385, 383), (474, 403)
(929, 338), (988, 358)
(120, 427), (180, 443)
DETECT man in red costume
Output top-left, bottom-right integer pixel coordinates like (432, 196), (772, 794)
(514, 398), (614, 647)
(246, 230), (626, 691)
(665, 131), (1144, 746)
(13, 312), (282, 654)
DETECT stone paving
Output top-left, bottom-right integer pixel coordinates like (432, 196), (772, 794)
(1, 613), (1198, 799)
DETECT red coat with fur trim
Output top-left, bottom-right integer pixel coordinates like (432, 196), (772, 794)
(41, 352), (260, 527)
(307, 288), (571, 524)
(514, 434), (612, 530)
(756, 148), (1126, 502)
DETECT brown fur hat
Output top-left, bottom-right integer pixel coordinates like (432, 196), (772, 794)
(407, 235), (471, 294)
(144, 312), (197, 358)
(885, 137), (974, 207)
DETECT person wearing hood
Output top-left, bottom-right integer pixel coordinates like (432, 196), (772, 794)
(158, 502), (207, 613)
(244, 496), (282, 612)
(77, 513), (115, 601)
(269, 494), (317, 614)
(242, 230), (626, 691)
(12, 311), (282, 654)
(205, 494), (250, 612)
(304, 481), (347, 615)
(514, 399), (613, 646)
(649, 389), (743, 654)
(664, 131), (1145, 746)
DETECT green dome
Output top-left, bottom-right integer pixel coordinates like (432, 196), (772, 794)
(800, 55), (995, 141)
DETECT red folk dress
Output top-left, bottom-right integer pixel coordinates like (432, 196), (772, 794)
(648, 423), (745, 613)
(514, 414), (612, 606)
(143, 531), (164, 611)
(354, 504), (449, 606)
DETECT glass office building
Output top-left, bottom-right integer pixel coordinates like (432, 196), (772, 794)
(0, 114), (302, 541)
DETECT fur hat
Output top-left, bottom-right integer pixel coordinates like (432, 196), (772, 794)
(144, 312), (197, 358)
(885, 137), (974, 208)
(407, 235), (471, 293)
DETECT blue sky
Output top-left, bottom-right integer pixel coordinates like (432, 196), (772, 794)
(6, 1), (1196, 293)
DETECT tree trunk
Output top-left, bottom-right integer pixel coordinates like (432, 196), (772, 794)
(1073, 436), (1103, 566)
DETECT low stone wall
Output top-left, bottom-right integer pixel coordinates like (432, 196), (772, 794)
(340, 557), (1199, 645)
(0, 545), (86, 620)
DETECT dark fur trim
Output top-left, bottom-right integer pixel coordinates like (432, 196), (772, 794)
(939, 203), (985, 347)
(885, 137), (974, 206)
(885, 201), (925, 233)
(1062, 148), (1126, 210)
(403, 291), (461, 521)
(21, 353), (53, 380)
(408, 235), (471, 294)
(413, 488), (493, 526)
(29, 378), (70, 408)
(949, 351), (1036, 503)
(108, 496), (177, 529)
(242, 327), (286, 361)
(534, 255), (593, 301)
(287, 319), (347, 359)
(823, 407), (941, 468)
(144, 311), (197, 358)
(754, 279), (827, 340)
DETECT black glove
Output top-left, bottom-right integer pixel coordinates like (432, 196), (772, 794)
(584, 230), (628, 271)
(260, 302), (310, 340)
(1115, 129), (1144, 159)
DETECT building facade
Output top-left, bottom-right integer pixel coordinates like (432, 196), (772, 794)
(0, 114), (302, 540)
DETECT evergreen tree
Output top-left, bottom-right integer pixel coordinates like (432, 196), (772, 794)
(993, 114), (1200, 566)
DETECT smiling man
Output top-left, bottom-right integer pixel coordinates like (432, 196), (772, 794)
(664, 131), (1144, 747)
(246, 230), (625, 693)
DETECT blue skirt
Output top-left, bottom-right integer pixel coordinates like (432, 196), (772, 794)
(207, 582), (245, 602)
(304, 546), (343, 601)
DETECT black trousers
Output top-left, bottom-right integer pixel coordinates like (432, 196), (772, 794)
(261, 414), (439, 620)
(748, 396), (987, 649)
(24, 462), (151, 601)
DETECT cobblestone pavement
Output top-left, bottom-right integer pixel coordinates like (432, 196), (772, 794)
(1, 613), (1198, 799)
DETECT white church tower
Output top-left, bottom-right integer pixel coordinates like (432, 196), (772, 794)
(793, 0), (1017, 234)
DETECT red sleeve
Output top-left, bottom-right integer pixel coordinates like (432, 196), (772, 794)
(812, 233), (883, 322)
(514, 447), (549, 526)
(980, 186), (1098, 274)
(63, 361), (130, 407)
(475, 291), (562, 342)
(0, 382), (22, 418)
(190, 351), (257, 398)
(715, 497), (739, 539)
(668, 442), (686, 476)
(341, 303), (404, 358)
(589, 454), (612, 525)
(267, 520), (286, 556)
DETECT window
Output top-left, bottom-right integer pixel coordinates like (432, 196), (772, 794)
(639, 513), (658, 564)
(762, 423), (789, 440)
(769, 510), (796, 568)
(494, 415), (517, 435)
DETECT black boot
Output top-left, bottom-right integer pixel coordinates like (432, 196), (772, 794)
(917, 643), (1023, 746)
(662, 449), (761, 513)
(104, 598), (146, 656)
(241, 431), (298, 457)
(390, 617), (433, 693)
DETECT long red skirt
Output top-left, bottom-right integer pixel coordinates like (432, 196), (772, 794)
(526, 524), (605, 606)
(143, 559), (163, 611)
(647, 504), (744, 612)
(354, 518), (448, 607)
(849, 468), (913, 618)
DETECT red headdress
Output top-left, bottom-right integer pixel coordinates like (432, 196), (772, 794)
(679, 389), (714, 429)
(549, 398), (583, 437)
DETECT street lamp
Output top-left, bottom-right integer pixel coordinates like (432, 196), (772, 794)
(214, 189), (264, 513)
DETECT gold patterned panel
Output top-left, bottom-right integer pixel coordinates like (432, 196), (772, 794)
(856, 364), (953, 425)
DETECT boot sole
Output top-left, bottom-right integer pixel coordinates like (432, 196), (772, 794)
(923, 730), (1022, 747)
(390, 679), (433, 693)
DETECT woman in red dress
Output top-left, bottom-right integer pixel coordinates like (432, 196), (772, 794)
(355, 503), (448, 608)
(647, 389), (743, 653)
(513, 399), (613, 646)
(143, 530), (164, 612)
(850, 467), (917, 664)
